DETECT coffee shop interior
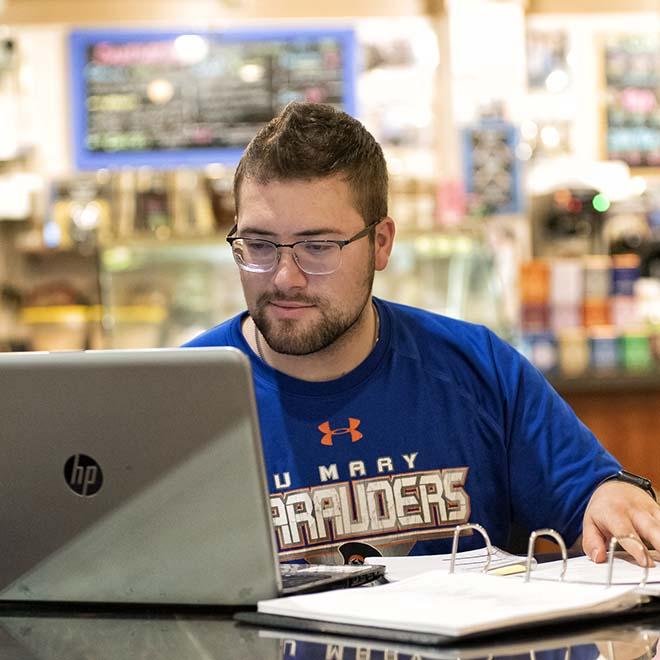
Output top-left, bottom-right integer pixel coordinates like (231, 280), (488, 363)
(0, 0), (658, 494)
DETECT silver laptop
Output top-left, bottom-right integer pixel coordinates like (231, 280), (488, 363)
(0, 347), (382, 606)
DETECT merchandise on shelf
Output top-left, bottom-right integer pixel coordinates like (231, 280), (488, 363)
(19, 280), (101, 351)
(519, 254), (660, 376)
(37, 167), (236, 251)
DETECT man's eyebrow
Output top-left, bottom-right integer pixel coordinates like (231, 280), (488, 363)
(238, 226), (343, 238)
(294, 227), (342, 237)
(238, 226), (277, 237)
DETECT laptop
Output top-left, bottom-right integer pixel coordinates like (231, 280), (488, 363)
(0, 347), (383, 606)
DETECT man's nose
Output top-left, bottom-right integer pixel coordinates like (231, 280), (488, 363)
(272, 248), (308, 289)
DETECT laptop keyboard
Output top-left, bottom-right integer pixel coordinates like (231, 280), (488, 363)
(281, 571), (336, 589)
(279, 563), (385, 593)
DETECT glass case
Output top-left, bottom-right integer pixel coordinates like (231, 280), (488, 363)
(375, 231), (510, 334)
(100, 240), (242, 348)
(98, 230), (511, 349)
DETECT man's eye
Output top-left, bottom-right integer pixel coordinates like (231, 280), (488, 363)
(246, 241), (270, 252)
(303, 242), (334, 254)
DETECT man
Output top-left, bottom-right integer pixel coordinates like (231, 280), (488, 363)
(186, 102), (659, 566)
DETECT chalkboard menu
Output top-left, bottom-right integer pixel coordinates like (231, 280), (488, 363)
(604, 34), (660, 168)
(70, 29), (356, 170)
(462, 120), (521, 215)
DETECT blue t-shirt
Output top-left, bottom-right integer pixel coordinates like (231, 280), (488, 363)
(184, 298), (619, 563)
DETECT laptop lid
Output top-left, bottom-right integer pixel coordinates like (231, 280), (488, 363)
(0, 347), (282, 606)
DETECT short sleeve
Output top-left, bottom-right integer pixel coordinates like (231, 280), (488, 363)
(487, 332), (620, 546)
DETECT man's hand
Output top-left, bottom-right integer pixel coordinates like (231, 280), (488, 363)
(582, 480), (660, 566)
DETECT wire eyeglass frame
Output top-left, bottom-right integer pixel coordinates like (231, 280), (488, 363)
(226, 217), (383, 275)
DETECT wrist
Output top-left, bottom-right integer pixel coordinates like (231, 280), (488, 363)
(597, 470), (656, 501)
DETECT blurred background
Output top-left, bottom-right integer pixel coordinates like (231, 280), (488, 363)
(0, 0), (658, 485)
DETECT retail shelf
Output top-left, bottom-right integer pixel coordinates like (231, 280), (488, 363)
(101, 241), (233, 271)
(548, 369), (660, 394)
(19, 246), (99, 258)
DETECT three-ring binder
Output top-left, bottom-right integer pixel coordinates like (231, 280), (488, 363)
(525, 528), (567, 582)
(607, 535), (650, 588)
(447, 524), (651, 588)
(449, 523), (493, 574)
(254, 523), (652, 640)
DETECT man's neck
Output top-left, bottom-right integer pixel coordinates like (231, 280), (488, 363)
(243, 300), (378, 382)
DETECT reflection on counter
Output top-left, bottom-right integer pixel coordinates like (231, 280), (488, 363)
(0, 612), (657, 660)
(269, 624), (660, 660)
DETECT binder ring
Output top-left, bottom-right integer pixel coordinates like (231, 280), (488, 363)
(607, 535), (650, 588)
(525, 528), (567, 582)
(449, 523), (493, 574)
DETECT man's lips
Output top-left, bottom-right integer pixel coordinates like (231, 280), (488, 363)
(266, 300), (316, 318)
(269, 301), (314, 308)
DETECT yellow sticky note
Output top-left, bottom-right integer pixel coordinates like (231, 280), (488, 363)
(488, 564), (527, 576)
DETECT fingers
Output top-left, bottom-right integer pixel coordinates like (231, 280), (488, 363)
(581, 518), (608, 563)
(618, 508), (660, 567)
(617, 533), (655, 568)
(583, 523), (653, 567)
(629, 507), (660, 561)
(582, 481), (660, 566)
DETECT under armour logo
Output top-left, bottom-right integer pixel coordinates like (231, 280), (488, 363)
(318, 418), (363, 446)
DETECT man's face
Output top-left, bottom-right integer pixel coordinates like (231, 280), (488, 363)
(235, 176), (378, 356)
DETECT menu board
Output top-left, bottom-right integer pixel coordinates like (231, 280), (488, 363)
(604, 34), (660, 168)
(462, 120), (521, 215)
(69, 29), (356, 170)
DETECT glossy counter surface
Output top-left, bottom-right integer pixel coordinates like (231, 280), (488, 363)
(0, 607), (659, 660)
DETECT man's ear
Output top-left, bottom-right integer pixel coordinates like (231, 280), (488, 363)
(374, 217), (396, 272)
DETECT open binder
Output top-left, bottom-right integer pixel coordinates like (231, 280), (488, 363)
(237, 524), (656, 642)
(525, 554), (660, 597)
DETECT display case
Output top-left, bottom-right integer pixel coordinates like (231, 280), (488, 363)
(99, 240), (242, 348)
(98, 230), (511, 349)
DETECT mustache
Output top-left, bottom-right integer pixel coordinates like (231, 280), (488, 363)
(257, 292), (322, 306)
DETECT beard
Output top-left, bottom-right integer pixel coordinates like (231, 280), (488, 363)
(250, 261), (375, 357)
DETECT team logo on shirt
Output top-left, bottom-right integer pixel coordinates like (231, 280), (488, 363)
(318, 418), (363, 446)
(271, 463), (470, 562)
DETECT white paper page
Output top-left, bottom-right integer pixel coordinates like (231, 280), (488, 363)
(364, 546), (531, 582)
(525, 552), (660, 586)
(258, 570), (642, 638)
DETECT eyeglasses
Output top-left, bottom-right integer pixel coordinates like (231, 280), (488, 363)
(226, 218), (383, 275)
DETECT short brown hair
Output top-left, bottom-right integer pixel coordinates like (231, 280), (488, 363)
(234, 102), (388, 226)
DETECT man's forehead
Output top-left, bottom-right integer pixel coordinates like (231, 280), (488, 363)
(236, 177), (361, 230)
(236, 215), (348, 238)
(237, 174), (351, 198)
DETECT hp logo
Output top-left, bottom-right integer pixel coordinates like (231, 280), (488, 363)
(64, 454), (103, 497)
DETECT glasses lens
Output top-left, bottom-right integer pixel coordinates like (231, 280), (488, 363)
(294, 241), (341, 275)
(232, 239), (277, 272)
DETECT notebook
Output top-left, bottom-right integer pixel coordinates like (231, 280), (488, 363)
(0, 347), (383, 606)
